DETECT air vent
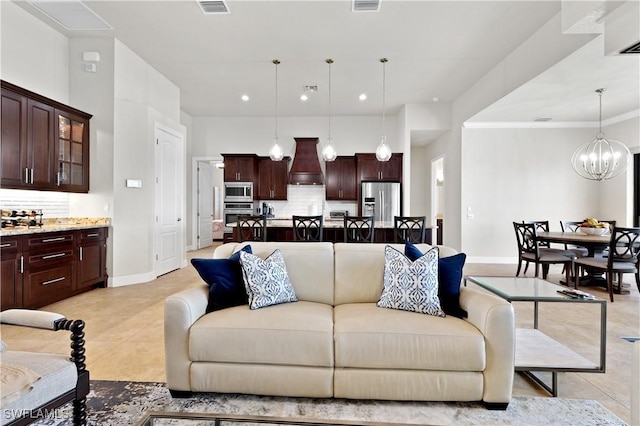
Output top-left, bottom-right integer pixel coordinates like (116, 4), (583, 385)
(352, 0), (381, 12)
(533, 117), (553, 122)
(620, 41), (640, 54)
(27, 0), (111, 30)
(198, 0), (230, 14)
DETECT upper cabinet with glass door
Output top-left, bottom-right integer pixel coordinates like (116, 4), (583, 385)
(0, 80), (92, 193)
(56, 110), (89, 192)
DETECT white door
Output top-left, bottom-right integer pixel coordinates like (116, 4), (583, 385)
(197, 161), (214, 249)
(155, 124), (184, 277)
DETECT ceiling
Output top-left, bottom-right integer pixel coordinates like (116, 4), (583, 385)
(16, 0), (640, 129)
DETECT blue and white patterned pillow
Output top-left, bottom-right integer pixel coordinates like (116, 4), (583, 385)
(377, 245), (445, 317)
(239, 249), (298, 309)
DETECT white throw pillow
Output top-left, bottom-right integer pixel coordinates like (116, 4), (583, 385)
(377, 245), (445, 317)
(240, 249), (298, 309)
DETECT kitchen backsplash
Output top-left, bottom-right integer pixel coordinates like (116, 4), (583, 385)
(0, 189), (70, 217)
(263, 185), (357, 218)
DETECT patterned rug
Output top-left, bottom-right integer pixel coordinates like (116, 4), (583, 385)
(34, 380), (625, 426)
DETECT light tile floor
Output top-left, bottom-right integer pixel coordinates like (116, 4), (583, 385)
(1, 245), (637, 423)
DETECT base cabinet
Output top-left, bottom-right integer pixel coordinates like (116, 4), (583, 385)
(0, 227), (108, 310)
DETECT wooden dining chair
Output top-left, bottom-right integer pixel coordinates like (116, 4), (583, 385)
(344, 216), (375, 243)
(236, 215), (267, 242)
(292, 215), (324, 242)
(394, 216), (426, 244)
(522, 220), (576, 275)
(573, 227), (640, 302)
(513, 222), (574, 284)
(560, 220), (590, 258)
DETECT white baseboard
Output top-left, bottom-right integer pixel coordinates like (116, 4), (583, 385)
(108, 271), (157, 287)
(466, 257), (518, 264)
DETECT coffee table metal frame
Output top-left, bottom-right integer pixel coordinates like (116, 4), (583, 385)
(464, 276), (606, 397)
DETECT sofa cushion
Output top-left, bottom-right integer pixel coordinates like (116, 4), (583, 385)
(191, 245), (252, 313)
(217, 242), (335, 305)
(189, 301), (334, 367)
(405, 243), (468, 318)
(377, 245), (445, 317)
(334, 303), (485, 371)
(240, 249), (298, 309)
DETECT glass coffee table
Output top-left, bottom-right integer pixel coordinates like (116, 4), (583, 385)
(135, 411), (419, 425)
(464, 276), (606, 397)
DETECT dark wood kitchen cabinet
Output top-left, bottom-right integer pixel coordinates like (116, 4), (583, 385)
(0, 227), (108, 311)
(325, 156), (357, 200)
(77, 227), (108, 289)
(0, 236), (23, 310)
(356, 153), (403, 182)
(1, 80), (92, 193)
(257, 156), (290, 200)
(222, 154), (258, 182)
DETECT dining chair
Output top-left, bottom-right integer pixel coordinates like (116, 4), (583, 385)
(394, 216), (426, 244)
(560, 220), (590, 258)
(573, 227), (640, 302)
(292, 215), (324, 242)
(344, 215), (375, 243)
(522, 220), (576, 275)
(236, 215), (267, 242)
(513, 222), (575, 284)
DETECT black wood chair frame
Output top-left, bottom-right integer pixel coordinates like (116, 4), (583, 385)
(343, 216), (375, 243)
(394, 216), (426, 244)
(292, 215), (324, 242)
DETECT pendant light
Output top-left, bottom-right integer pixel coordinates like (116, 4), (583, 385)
(322, 58), (337, 162)
(570, 88), (631, 181)
(375, 58), (392, 162)
(269, 59), (284, 161)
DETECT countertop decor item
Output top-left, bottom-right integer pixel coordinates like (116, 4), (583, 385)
(570, 88), (631, 181)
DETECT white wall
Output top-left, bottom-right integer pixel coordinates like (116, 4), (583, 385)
(460, 126), (602, 262)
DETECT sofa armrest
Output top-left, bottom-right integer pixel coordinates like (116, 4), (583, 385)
(459, 286), (515, 405)
(164, 284), (209, 391)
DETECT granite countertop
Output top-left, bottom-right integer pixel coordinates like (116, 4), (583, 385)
(0, 218), (110, 236)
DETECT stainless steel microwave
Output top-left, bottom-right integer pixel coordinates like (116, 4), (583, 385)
(224, 182), (253, 202)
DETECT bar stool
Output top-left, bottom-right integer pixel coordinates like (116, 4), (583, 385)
(394, 216), (426, 244)
(292, 215), (324, 242)
(343, 216), (375, 243)
(236, 215), (267, 242)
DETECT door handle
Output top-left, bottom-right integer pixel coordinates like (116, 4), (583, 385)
(177, 218), (182, 222)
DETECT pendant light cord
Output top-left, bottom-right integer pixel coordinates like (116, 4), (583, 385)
(274, 59), (280, 140)
(327, 59), (333, 139)
(381, 58), (388, 139)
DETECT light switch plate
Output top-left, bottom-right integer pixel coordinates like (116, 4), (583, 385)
(126, 179), (142, 188)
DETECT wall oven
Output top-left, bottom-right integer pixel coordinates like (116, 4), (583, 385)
(223, 202), (256, 232)
(224, 182), (253, 202)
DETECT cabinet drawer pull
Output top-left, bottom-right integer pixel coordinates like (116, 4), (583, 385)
(0, 243), (11, 248)
(42, 252), (66, 260)
(20, 255), (24, 274)
(42, 237), (66, 243)
(42, 277), (65, 286)
(86, 233), (99, 237)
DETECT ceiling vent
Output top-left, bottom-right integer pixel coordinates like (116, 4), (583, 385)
(27, 0), (111, 30)
(620, 41), (640, 54)
(533, 117), (553, 122)
(352, 0), (381, 12)
(198, 1), (230, 14)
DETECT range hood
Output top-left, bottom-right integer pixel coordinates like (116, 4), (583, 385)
(289, 137), (324, 185)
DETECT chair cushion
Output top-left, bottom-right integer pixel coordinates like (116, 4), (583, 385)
(377, 245), (445, 317)
(575, 257), (638, 273)
(334, 303), (485, 371)
(240, 249), (298, 309)
(191, 245), (252, 313)
(189, 301), (334, 367)
(0, 351), (77, 422)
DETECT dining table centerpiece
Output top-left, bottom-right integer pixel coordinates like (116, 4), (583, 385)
(579, 218), (609, 235)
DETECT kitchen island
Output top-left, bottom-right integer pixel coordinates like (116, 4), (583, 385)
(228, 218), (436, 244)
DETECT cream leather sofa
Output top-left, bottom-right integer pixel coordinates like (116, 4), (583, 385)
(165, 242), (515, 409)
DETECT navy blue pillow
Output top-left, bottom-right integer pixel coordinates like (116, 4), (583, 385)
(191, 245), (252, 313)
(404, 243), (468, 318)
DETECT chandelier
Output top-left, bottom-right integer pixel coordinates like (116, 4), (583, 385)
(570, 88), (631, 181)
(322, 58), (337, 162)
(269, 59), (284, 161)
(375, 58), (392, 162)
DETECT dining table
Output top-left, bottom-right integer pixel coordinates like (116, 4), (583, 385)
(536, 231), (627, 293)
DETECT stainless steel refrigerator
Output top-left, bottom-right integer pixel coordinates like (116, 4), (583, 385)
(361, 182), (401, 222)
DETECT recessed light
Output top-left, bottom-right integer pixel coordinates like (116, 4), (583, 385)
(359, 94), (367, 101)
(241, 95), (249, 102)
(432, 97), (440, 103)
(300, 94), (309, 101)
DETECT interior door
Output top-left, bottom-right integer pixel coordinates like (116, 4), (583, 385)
(154, 124), (184, 277)
(198, 161), (214, 249)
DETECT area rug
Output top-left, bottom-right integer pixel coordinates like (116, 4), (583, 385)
(34, 380), (625, 426)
